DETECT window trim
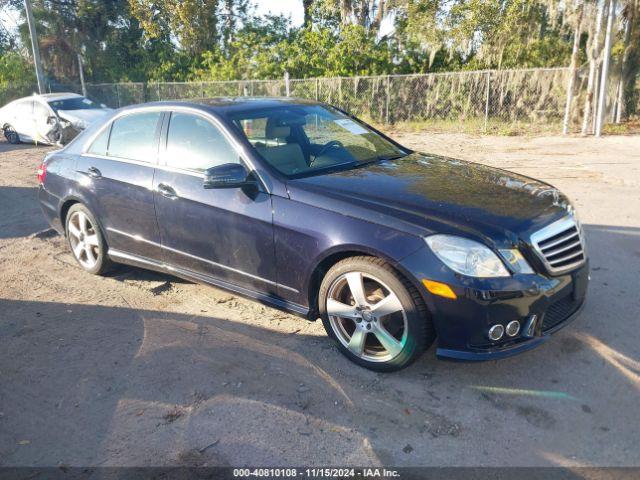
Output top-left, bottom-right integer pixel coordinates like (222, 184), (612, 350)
(80, 105), (269, 192)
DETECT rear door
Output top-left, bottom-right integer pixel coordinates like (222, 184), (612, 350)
(76, 111), (163, 260)
(153, 110), (277, 293)
(11, 100), (35, 141)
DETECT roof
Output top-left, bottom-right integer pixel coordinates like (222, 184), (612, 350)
(120, 97), (322, 116)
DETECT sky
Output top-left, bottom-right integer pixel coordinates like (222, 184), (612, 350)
(255, 0), (305, 27)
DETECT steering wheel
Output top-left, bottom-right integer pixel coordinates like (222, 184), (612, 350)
(310, 140), (344, 166)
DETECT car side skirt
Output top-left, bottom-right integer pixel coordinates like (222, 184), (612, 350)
(108, 248), (311, 319)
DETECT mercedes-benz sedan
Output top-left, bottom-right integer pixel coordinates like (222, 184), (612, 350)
(37, 98), (589, 371)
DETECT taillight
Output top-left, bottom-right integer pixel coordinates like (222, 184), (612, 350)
(37, 162), (47, 185)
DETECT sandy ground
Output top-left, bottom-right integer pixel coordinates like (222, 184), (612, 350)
(0, 133), (639, 468)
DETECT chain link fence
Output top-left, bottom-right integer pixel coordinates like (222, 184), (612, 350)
(5, 67), (631, 134)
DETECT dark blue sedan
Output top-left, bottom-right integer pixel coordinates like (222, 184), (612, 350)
(37, 98), (589, 371)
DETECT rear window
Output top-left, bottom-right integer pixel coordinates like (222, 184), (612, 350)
(107, 112), (161, 162)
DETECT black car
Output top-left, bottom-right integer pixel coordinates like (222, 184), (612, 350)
(37, 98), (589, 371)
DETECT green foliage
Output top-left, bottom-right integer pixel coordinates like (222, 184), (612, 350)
(1, 0), (635, 90)
(0, 52), (33, 85)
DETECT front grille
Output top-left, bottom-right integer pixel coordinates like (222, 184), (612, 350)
(531, 216), (586, 274)
(543, 295), (580, 331)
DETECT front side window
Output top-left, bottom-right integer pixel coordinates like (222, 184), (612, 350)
(165, 112), (238, 172)
(230, 105), (405, 178)
(108, 111), (162, 162)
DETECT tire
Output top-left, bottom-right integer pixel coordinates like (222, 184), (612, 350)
(4, 125), (20, 144)
(319, 256), (435, 372)
(65, 203), (112, 275)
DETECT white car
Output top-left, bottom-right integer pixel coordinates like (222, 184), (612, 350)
(0, 92), (112, 146)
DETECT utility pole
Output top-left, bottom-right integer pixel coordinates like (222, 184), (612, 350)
(77, 54), (87, 97)
(595, 0), (617, 137)
(24, 0), (45, 94)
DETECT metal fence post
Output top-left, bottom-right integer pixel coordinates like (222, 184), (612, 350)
(484, 71), (491, 133)
(115, 83), (121, 108)
(284, 71), (290, 97)
(315, 78), (319, 101)
(385, 75), (391, 124)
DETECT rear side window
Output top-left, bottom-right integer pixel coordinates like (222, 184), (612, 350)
(108, 112), (162, 162)
(87, 125), (110, 156)
(165, 112), (238, 172)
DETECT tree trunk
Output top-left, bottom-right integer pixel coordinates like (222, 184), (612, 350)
(595, 0), (617, 137)
(303, 0), (314, 27)
(371, 0), (385, 33)
(340, 0), (352, 25)
(582, 0), (606, 135)
(615, 1), (635, 122)
(563, 0), (584, 135)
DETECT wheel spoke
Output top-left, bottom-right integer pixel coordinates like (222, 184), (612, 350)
(370, 292), (403, 318)
(84, 234), (99, 247)
(72, 242), (84, 259)
(347, 328), (367, 355)
(78, 212), (89, 234)
(326, 298), (360, 320)
(84, 245), (96, 265)
(67, 222), (81, 239)
(372, 324), (403, 358)
(345, 272), (368, 307)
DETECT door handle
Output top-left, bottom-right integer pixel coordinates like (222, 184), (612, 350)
(157, 183), (178, 199)
(86, 166), (102, 178)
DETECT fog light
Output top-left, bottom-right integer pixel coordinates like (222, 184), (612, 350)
(488, 324), (504, 341)
(506, 320), (520, 337)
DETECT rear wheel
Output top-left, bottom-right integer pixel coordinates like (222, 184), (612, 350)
(4, 125), (20, 144)
(319, 256), (435, 372)
(65, 204), (112, 275)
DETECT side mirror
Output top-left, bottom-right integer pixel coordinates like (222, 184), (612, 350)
(203, 163), (256, 189)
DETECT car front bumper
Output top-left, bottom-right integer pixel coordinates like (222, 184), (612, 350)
(399, 246), (589, 361)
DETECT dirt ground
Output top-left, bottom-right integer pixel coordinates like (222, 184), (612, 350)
(1, 132), (639, 468)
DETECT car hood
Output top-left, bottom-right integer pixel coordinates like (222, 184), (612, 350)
(57, 108), (112, 129)
(286, 153), (572, 247)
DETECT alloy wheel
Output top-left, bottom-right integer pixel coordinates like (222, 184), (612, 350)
(5, 126), (19, 144)
(67, 211), (101, 270)
(326, 271), (408, 362)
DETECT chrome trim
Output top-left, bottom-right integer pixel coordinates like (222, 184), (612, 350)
(106, 227), (298, 293)
(530, 215), (586, 275)
(541, 238), (582, 257)
(537, 230), (579, 251)
(523, 314), (538, 338)
(109, 248), (309, 317)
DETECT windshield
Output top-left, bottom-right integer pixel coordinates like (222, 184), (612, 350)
(230, 105), (406, 178)
(48, 97), (103, 112)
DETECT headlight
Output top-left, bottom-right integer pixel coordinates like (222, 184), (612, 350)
(499, 249), (534, 274)
(425, 235), (510, 277)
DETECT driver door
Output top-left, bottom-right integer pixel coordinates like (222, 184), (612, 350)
(153, 111), (277, 294)
(33, 101), (57, 143)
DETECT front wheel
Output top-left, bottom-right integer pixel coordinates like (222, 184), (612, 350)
(4, 125), (20, 144)
(65, 204), (112, 275)
(319, 256), (435, 372)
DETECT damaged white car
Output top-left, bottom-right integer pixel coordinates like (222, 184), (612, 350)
(0, 93), (112, 146)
